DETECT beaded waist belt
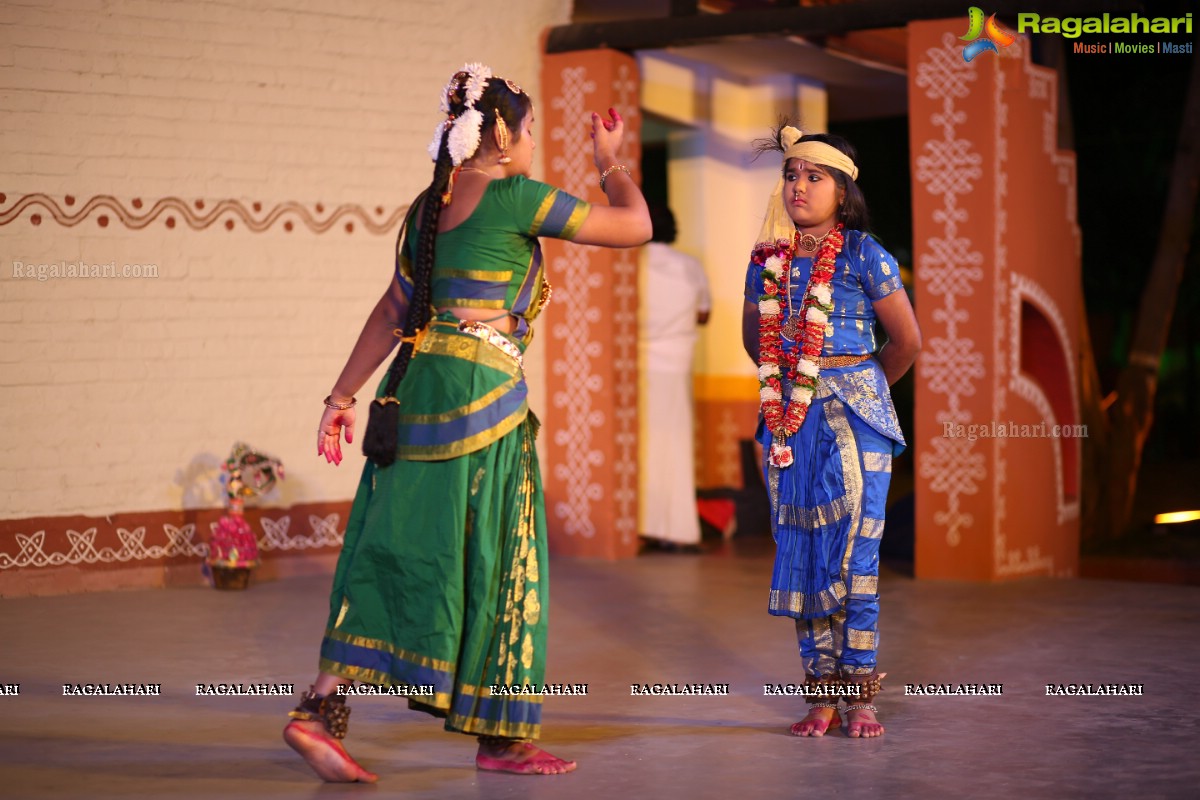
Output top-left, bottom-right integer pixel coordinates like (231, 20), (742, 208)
(457, 320), (524, 371)
(815, 354), (871, 369)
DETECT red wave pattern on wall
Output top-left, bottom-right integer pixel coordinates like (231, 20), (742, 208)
(0, 192), (408, 234)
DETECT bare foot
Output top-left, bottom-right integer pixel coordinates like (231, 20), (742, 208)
(284, 719), (379, 782)
(789, 706), (842, 737)
(476, 740), (577, 775)
(845, 705), (884, 738)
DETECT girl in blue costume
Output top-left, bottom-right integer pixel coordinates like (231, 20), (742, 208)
(284, 64), (650, 781)
(741, 124), (921, 738)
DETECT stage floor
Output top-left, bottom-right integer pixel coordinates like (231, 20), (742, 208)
(2, 541), (1197, 799)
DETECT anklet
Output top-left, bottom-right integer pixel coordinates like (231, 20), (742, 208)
(289, 685), (353, 739)
(844, 703), (878, 714)
(839, 671), (884, 703)
(802, 673), (844, 705)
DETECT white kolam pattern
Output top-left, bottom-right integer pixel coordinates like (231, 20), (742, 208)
(548, 65), (604, 539)
(1, 514), (343, 570)
(913, 32), (987, 548)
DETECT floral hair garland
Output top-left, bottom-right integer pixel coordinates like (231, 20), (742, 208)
(427, 62), (493, 166)
(755, 224), (845, 468)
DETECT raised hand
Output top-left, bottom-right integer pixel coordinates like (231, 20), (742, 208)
(590, 107), (624, 171)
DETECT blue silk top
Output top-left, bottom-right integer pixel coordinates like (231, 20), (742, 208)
(744, 230), (907, 446)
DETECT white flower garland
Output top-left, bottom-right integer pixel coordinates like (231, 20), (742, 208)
(428, 62), (494, 166)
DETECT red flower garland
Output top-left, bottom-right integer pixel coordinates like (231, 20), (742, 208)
(754, 224), (845, 468)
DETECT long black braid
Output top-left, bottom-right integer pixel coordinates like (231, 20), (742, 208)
(395, 112), (457, 385)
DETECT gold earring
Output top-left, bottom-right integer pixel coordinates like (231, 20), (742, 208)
(495, 109), (512, 164)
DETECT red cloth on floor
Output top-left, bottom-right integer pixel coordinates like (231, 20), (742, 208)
(696, 498), (737, 538)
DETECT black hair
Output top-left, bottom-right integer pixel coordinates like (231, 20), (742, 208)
(648, 204), (677, 244)
(753, 120), (871, 233)
(393, 72), (533, 386)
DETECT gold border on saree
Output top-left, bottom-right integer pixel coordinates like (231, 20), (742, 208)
(457, 319), (524, 370)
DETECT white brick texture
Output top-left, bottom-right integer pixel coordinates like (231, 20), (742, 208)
(0, 0), (571, 518)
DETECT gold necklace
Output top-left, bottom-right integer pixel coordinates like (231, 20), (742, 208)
(796, 227), (834, 253)
(783, 269), (801, 340)
(782, 281), (801, 340)
(782, 240), (802, 340)
(783, 228), (833, 338)
(442, 166), (495, 205)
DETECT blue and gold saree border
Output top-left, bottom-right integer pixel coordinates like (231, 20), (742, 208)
(392, 324), (530, 461)
(319, 630), (543, 739)
(529, 189), (590, 240)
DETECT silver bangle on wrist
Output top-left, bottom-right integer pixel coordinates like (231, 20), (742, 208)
(599, 164), (630, 191)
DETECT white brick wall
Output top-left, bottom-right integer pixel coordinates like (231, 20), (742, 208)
(0, 0), (571, 518)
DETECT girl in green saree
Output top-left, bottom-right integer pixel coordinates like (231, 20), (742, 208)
(283, 64), (650, 781)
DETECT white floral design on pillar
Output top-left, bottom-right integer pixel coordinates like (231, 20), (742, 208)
(548, 66), (603, 538)
(913, 33), (986, 548)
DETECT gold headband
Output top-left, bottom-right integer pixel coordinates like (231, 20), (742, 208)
(784, 141), (859, 182)
(753, 126), (859, 248)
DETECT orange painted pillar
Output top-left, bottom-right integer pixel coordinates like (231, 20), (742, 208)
(540, 50), (641, 558)
(909, 20), (1081, 580)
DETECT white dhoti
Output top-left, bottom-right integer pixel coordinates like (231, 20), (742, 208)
(638, 242), (711, 545)
(641, 362), (701, 544)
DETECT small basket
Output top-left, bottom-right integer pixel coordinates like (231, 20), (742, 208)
(212, 566), (252, 591)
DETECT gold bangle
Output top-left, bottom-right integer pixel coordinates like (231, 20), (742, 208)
(324, 395), (356, 410)
(599, 164), (630, 191)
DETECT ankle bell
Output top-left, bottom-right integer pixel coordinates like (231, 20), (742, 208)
(288, 685), (353, 739)
(802, 673), (843, 705)
(840, 671), (883, 704)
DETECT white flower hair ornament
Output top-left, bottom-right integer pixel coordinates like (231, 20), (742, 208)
(428, 63), (495, 166)
(446, 107), (483, 166)
(462, 62), (491, 106)
(427, 118), (448, 162)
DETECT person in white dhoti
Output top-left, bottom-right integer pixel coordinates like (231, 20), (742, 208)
(638, 205), (711, 552)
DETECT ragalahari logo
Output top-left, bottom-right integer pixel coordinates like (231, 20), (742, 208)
(960, 7), (1017, 61)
